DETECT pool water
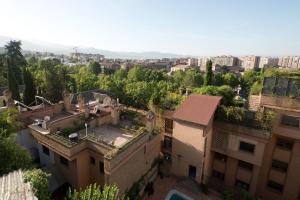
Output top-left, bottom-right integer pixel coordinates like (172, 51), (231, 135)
(165, 189), (193, 200)
(169, 193), (187, 200)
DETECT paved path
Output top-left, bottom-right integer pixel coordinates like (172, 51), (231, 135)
(145, 176), (221, 200)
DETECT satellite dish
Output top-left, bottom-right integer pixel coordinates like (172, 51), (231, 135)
(44, 116), (51, 121)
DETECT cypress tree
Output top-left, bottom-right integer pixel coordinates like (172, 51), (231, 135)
(4, 40), (27, 85)
(204, 60), (213, 86)
(6, 56), (20, 101)
(23, 68), (36, 105)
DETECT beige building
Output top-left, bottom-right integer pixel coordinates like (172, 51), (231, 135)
(187, 58), (198, 67)
(278, 56), (300, 69)
(259, 57), (279, 69)
(239, 56), (260, 70)
(8, 90), (161, 194)
(159, 79), (300, 199)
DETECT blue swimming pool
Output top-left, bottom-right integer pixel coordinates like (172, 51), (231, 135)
(165, 189), (193, 200)
(169, 193), (187, 200)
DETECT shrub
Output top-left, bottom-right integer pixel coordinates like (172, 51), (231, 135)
(201, 183), (209, 194)
(23, 169), (51, 200)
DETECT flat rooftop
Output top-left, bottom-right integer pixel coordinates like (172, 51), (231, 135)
(88, 125), (135, 148)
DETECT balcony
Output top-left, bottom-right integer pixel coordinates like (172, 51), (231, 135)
(269, 169), (286, 185)
(273, 148), (291, 163)
(213, 159), (226, 173)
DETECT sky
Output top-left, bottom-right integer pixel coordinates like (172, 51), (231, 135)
(0, 0), (300, 56)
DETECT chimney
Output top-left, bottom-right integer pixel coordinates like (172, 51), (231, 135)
(110, 99), (121, 125)
(63, 90), (72, 111)
(146, 111), (156, 133)
(77, 94), (89, 119)
(3, 90), (15, 108)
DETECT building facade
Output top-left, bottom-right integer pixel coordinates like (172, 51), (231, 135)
(159, 82), (300, 200)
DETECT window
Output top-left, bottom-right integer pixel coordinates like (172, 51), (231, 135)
(60, 156), (69, 167)
(272, 160), (288, 172)
(163, 136), (172, 149)
(165, 118), (173, 134)
(90, 157), (95, 165)
(235, 179), (250, 191)
(99, 161), (104, 174)
(212, 170), (224, 181)
(214, 152), (227, 162)
(268, 180), (284, 193)
(238, 160), (253, 171)
(42, 145), (49, 156)
(281, 115), (299, 128)
(239, 141), (255, 153)
(277, 138), (294, 150)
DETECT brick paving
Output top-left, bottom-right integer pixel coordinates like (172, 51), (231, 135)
(145, 176), (221, 200)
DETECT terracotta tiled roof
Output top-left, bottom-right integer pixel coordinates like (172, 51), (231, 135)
(173, 94), (221, 126)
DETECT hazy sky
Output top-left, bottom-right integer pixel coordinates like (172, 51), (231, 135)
(0, 0), (300, 56)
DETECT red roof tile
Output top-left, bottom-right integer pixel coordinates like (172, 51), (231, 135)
(173, 94), (221, 126)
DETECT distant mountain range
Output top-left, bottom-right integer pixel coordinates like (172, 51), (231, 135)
(0, 36), (184, 59)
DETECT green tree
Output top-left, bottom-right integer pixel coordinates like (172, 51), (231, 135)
(0, 109), (32, 175)
(89, 61), (102, 75)
(6, 56), (21, 101)
(66, 184), (126, 200)
(240, 70), (259, 98)
(0, 54), (7, 86)
(182, 69), (203, 88)
(127, 66), (145, 82)
(23, 169), (51, 200)
(125, 81), (152, 109)
(223, 73), (239, 88)
(23, 68), (37, 105)
(4, 40), (27, 84)
(222, 189), (234, 200)
(75, 67), (98, 92)
(213, 72), (224, 86)
(204, 60), (213, 85)
(40, 59), (64, 102)
(194, 85), (235, 106)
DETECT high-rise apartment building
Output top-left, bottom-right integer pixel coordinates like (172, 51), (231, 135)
(259, 57), (279, 69)
(239, 56), (260, 70)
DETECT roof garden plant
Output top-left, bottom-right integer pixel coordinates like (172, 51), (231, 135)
(215, 105), (275, 131)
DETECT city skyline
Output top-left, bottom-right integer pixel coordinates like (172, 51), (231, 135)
(1, 0), (300, 56)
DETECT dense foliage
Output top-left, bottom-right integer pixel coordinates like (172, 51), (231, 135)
(66, 184), (126, 200)
(0, 109), (32, 175)
(215, 105), (275, 130)
(23, 169), (51, 200)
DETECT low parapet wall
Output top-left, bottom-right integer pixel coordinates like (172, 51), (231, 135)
(261, 95), (300, 110)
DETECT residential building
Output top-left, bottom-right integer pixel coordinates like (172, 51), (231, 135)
(239, 56), (260, 70)
(259, 57), (279, 69)
(170, 64), (190, 72)
(277, 56), (300, 69)
(159, 77), (300, 200)
(278, 56), (300, 69)
(187, 58), (198, 67)
(212, 56), (238, 67)
(2, 89), (160, 194)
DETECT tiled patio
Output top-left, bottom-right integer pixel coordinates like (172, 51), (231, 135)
(145, 176), (221, 200)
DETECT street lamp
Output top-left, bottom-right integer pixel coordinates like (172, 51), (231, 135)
(85, 122), (88, 137)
